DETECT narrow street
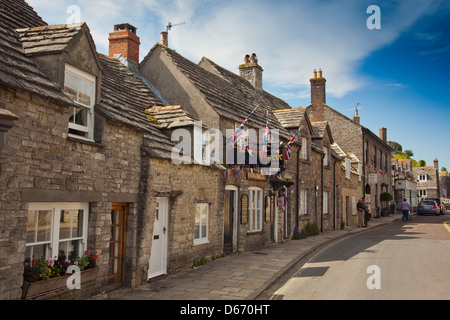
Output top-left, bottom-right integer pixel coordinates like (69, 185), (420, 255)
(260, 215), (450, 300)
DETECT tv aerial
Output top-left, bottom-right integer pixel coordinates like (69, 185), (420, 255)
(166, 21), (185, 32)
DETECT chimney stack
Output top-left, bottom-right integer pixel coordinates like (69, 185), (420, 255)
(160, 31), (168, 46)
(108, 23), (140, 64)
(309, 69), (326, 121)
(239, 53), (263, 90)
(379, 127), (387, 142)
(434, 157), (439, 170)
(353, 106), (360, 124)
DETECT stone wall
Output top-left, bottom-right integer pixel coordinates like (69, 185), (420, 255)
(0, 87), (143, 299)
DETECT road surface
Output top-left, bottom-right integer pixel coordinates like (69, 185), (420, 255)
(259, 215), (450, 300)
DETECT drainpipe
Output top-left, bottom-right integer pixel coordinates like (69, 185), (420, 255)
(362, 131), (366, 199)
(321, 153), (325, 232)
(333, 158), (337, 230)
(296, 144), (302, 231)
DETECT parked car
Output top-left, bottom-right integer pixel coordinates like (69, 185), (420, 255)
(424, 198), (446, 215)
(418, 200), (441, 216)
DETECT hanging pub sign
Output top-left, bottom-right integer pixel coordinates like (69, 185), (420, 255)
(265, 195), (272, 222)
(240, 194), (248, 224)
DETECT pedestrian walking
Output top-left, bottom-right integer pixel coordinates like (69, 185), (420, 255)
(402, 198), (410, 221)
(363, 199), (369, 227)
(357, 198), (366, 227)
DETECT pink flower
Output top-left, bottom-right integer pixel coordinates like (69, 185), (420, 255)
(74, 261), (78, 265)
(48, 258), (54, 267)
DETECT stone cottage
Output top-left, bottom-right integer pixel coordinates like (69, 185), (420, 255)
(139, 39), (313, 250)
(306, 70), (393, 216)
(0, 0), (222, 300)
(413, 158), (441, 200)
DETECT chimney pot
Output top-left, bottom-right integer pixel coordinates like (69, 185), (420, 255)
(109, 23), (140, 64)
(239, 53), (263, 90)
(313, 69), (317, 78)
(318, 68), (322, 78)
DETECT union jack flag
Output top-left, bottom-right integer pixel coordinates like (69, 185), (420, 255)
(285, 126), (302, 161)
(232, 106), (258, 146)
(264, 111), (270, 143)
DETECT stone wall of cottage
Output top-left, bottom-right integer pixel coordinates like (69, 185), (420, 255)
(0, 87), (143, 299)
(130, 158), (224, 285)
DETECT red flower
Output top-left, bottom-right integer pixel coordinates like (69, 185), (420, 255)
(32, 260), (37, 265)
(84, 251), (89, 255)
(94, 255), (98, 260)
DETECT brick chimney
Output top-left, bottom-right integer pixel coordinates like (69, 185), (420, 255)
(108, 23), (140, 64)
(239, 53), (263, 90)
(309, 69), (326, 121)
(379, 127), (387, 142)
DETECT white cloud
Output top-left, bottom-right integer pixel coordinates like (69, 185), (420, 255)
(27, 0), (446, 101)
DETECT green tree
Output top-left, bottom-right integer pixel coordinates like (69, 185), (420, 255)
(442, 167), (448, 172)
(404, 150), (414, 158)
(418, 160), (426, 167)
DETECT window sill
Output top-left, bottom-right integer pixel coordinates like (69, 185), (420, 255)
(194, 238), (209, 246)
(67, 134), (104, 148)
(247, 230), (263, 235)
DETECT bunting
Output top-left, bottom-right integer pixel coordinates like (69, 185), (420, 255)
(232, 106), (258, 146)
(285, 126), (302, 161)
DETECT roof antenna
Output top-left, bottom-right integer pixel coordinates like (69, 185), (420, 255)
(166, 21), (185, 32)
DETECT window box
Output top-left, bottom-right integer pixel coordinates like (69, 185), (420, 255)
(22, 267), (98, 300)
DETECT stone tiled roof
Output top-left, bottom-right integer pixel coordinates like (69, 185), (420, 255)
(145, 44), (292, 140)
(311, 121), (331, 141)
(0, 0), (47, 30)
(272, 108), (307, 129)
(146, 105), (198, 129)
(0, 0), (76, 106)
(16, 23), (85, 56)
(97, 54), (176, 160)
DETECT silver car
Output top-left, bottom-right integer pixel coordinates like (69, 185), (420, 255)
(418, 200), (441, 216)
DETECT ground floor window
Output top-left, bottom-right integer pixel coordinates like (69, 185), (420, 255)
(248, 187), (263, 232)
(26, 202), (89, 260)
(418, 189), (427, 197)
(323, 191), (329, 214)
(300, 189), (308, 215)
(194, 203), (209, 245)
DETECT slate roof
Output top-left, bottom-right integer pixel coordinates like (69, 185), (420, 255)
(272, 108), (310, 130)
(144, 44), (293, 141)
(311, 121), (333, 143)
(16, 23), (85, 56)
(0, 0), (76, 106)
(97, 54), (176, 160)
(146, 105), (198, 129)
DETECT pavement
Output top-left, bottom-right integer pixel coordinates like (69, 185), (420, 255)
(103, 212), (406, 300)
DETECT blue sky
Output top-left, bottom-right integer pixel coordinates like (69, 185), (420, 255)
(27, 0), (450, 170)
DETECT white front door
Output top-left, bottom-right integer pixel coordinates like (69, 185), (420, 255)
(148, 197), (168, 279)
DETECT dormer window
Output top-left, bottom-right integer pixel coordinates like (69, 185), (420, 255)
(64, 64), (95, 141)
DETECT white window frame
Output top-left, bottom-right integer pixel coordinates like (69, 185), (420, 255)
(323, 146), (329, 166)
(64, 64), (95, 141)
(26, 202), (89, 260)
(419, 189), (427, 197)
(248, 187), (263, 232)
(323, 191), (329, 214)
(194, 203), (209, 245)
(301, 137), (308, 160)
(300, 189), (308, 215)
(345, 158), (351, 179)
(418, 174), (427, 182)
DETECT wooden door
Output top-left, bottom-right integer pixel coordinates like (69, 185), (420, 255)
(148, 198), (168, 279)
(108, 203), (127, 289)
